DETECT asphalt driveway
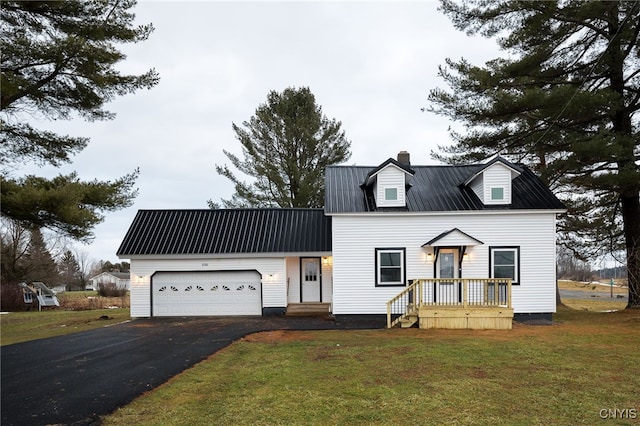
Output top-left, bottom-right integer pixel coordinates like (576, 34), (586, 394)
(1, 315), (384, 426)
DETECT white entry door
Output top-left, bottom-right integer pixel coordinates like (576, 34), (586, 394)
(436, 249), (459, 304)
(301, 258), (321, 302)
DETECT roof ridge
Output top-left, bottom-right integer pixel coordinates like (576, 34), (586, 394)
(136, 207), (326, 212)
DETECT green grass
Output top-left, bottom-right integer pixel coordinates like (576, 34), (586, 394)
(103, 307), (640, 426)
(0, 308), (130, 346)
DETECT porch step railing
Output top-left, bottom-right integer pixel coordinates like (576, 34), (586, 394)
(386, 278), (512, 328)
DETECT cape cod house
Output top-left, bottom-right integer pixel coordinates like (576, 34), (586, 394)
(117, 152), (565, 328)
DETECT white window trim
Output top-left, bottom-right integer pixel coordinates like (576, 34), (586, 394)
(375, 248), (406, 286)
(489, 246), (520, 285)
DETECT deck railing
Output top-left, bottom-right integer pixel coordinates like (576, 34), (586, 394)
(386, 278), (512, 328)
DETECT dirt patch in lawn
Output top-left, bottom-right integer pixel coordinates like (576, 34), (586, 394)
(242, 307), (640, 345)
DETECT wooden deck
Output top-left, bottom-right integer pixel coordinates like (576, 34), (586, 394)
(387, 278), (514, 329)
(417, 306), (513, 329)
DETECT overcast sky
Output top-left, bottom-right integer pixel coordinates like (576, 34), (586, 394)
(16, 1), (503, 264)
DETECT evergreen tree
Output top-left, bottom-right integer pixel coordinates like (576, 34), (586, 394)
(23, 228), (59, 286)
(427, 0), (640, 308)
(58, 250), (81, 290)
(1, 0), (158, 241)
(213, 87), (351, 208)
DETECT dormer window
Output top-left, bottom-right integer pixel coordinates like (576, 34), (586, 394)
(491, 187), (504, 201)
(362, 156), (415, 210)
(462, 156), (521, 206)
(385, 187), (398, 201)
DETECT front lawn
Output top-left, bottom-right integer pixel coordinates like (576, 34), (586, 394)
(0, 308), (130, 346)
(103, 306), (640, 426)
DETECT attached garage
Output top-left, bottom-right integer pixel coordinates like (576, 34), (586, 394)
(117, 209), (332, 318)
(152, 271), (262, 316)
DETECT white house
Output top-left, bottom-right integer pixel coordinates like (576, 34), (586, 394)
(87, 271), (131, 291)
(117, 153), (565, 328)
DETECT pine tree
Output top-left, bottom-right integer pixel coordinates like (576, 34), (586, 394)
(213, 87), (351, 208)
(58, 250), (81, 290)
(427, 0), (640, 308)
(23, 228), (59, 286)
(1, 0), (158, 241)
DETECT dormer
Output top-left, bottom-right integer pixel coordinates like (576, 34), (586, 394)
(363, 152), (415, 209)
(462, 156), (522, 205)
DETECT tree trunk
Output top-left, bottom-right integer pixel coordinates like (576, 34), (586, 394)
(605, 3), (639, 309)
(621, 194), (640, 308)
(555, 280), (565, 307)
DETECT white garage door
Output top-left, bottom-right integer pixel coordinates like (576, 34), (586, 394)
(152, 271), (262, 316)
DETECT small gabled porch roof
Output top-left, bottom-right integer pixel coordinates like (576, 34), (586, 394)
(422, 228), (484, 247)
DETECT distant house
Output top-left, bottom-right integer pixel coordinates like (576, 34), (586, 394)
(87, 272), (131, 291)
(117, 152), (565, 328)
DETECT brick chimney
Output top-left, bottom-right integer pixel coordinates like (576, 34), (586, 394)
(397, 151), (410, 165)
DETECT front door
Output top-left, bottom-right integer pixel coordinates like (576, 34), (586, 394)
(435, 249), (459, 304)
(301, 257), (321, 302)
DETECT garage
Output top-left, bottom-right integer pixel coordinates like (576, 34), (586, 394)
(152, 271), (262, 316)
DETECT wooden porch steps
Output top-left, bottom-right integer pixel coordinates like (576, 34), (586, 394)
(399, 314), (418, 328)
(286, 303), (331, 316)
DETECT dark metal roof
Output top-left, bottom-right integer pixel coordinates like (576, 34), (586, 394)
(117, 209), (331, 256)
(325, 163), (566, 213)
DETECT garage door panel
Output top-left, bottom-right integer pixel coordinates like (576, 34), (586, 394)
(152, 271), (262, 316)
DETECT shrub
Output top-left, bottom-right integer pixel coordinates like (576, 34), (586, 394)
(96, 282), (128, 297)
(0, 283), (28, 311)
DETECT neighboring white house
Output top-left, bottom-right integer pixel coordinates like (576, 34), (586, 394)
(117, 153), (565, 325)
(51, 284), (67, 293)
(87, 272), (131, 291)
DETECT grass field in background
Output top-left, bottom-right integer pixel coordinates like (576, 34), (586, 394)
(557, 279), (629, 311)
(102, 306), (640, 426)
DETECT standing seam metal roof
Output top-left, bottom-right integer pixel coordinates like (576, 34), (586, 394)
(325, 163), (565, 213)
(117, 208), (331, 256)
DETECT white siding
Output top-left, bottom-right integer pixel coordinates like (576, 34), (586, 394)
(322, 259), (333, 304)
(286, 257), (300, 304)
(286, 256), (333, 304)
(332, 212), (557, 315)
(374, 166), (407, 207)
(469, 174), (484, 202)
(482, 163), (513, 205)
(128, 257), (287, 317)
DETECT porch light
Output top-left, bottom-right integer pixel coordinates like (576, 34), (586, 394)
(322, 257), (332, 266)
(426, 253), (434, 262)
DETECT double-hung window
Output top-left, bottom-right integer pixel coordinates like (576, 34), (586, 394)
(375, 248), (406, 286)
(489, 246), (520, 285)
